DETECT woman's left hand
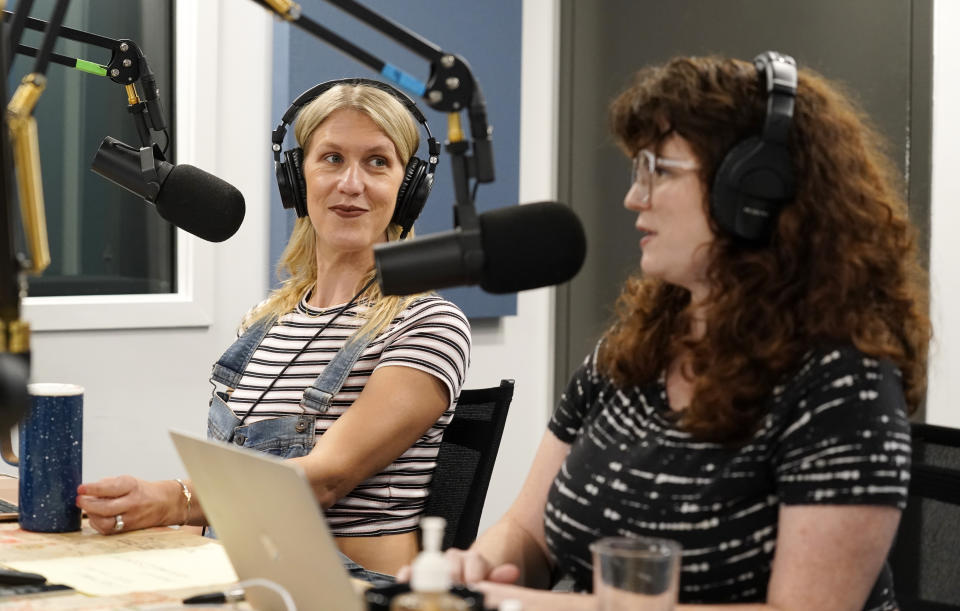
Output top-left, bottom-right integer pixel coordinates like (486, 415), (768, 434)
(473, 582), (594, 611)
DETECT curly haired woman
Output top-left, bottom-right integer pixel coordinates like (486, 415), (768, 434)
(431, 53), (931, 610)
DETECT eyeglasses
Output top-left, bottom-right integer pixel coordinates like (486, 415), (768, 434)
(630, 149), (699, 203)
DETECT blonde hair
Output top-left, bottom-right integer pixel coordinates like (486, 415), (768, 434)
(251, 83), (425, 335)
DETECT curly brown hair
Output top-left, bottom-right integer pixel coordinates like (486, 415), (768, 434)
(600, 56), (931, 443)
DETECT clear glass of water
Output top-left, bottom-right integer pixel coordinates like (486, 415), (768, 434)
(590, 536), (681, 611)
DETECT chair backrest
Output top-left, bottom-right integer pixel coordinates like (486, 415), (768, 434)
(424, 379), (515, 550)
(889, 423), (960, 610)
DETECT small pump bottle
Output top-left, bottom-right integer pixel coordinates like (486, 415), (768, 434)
(390, 517), (469, 611)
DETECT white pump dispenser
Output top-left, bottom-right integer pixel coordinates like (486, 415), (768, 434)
(411, 517), (453, 592)
(390, 517), (469, 611)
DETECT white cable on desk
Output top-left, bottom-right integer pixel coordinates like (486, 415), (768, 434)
(235, 578), (297, 611)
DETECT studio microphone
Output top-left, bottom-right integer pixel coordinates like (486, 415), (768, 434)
(91, 136), (245, 243)
(375, 201), (586, 295)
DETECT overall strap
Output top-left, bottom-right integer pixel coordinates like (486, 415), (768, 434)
(210, 315), (277, 388)
(219, 277), (379, 422)
(300, 327), (378, 413)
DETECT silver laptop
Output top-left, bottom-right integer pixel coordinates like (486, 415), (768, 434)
(170, 430), (365, 611)
(0, 476), (18, 521)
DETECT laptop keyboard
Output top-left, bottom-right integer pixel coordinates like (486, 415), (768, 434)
(0, 500), (71, 599)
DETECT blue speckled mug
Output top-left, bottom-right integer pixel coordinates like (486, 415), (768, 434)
(17, 383), (84, 532)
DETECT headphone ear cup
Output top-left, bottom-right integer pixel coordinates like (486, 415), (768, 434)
(393, 157), (431, 231)
(276, 156), (296, 213)
(711, 137), (794, 242)
(282, 147), (308, 218)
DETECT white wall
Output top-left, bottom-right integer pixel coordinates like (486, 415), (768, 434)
(465, 0), (559, 531)
(927, 0), (960, 428)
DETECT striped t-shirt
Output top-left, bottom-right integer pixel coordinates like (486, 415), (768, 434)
(546, 342), (909, 609)
(225, 294), (471, 536)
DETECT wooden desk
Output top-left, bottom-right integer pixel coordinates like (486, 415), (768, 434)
(0, 521), (243, 609)
(0, 478), (372, 610)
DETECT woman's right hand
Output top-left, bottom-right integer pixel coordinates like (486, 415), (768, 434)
(397, 548), (521, 585)
(446, 548), (521, 584)
(76, 476), (181, 535)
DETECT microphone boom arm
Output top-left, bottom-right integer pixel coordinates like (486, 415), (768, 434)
(252, 0), (494, 216)
(3, 10), (168, 140)
(5, 10), (141, 81)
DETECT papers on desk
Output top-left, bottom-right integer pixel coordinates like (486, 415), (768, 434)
(0, 523), (238, 597)
(6, 543), (238, 596)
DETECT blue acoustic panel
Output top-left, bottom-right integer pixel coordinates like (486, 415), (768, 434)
(267, 0), (522, 319)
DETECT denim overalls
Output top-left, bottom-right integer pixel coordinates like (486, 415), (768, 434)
(207, 314), (395, 583)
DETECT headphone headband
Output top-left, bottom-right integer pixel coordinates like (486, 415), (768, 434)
(271, 77), (440, 170)
(753, 52), (797, 145)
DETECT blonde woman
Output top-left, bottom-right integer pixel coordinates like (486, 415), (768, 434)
(77, 80), (472, 581)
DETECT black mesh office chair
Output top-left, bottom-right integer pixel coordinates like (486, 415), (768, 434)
(424, 379), (515, 550)
(889, 422), (960, 610)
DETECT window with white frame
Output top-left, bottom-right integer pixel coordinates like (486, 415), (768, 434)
(9, 0), (174, 297)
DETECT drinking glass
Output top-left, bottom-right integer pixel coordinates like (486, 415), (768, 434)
(590, 536), (681, 611)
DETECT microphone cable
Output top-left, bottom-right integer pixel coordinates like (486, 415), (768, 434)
(158, 127), (171, 158)
(237, 276), (377, 426)
(235, 175), (426, 426)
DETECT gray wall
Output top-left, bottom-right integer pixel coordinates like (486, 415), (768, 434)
(555, 0), (933, 395)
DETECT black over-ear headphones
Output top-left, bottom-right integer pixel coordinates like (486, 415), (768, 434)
(271, 78), (440, 233)
(710, 51), (797, 244)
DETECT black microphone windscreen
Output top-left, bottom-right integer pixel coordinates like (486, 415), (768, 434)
(478, 201), (586, 293)
(155, 164), (245, 242)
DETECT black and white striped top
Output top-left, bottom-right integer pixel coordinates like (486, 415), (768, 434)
(226, 294), (471, 536)
(546, 343), (909, 609)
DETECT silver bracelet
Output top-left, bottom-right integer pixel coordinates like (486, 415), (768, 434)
(174, 478), (192, 526)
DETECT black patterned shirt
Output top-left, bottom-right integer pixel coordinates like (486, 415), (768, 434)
(546, 342), (909, 609)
